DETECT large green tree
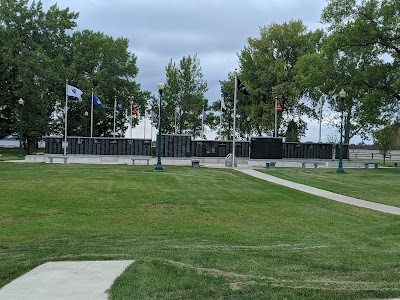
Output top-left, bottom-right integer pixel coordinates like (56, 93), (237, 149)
(0, 0), (146, 153)
(62, 29), (145, 138)
(0, 0), (78, 152)
(315, 0), (400, 141)
(296, 34), (385, 144)
(238, 20), (324, 138)
(162, 54), (208, 138)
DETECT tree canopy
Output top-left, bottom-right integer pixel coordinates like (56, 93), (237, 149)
(0, 0), (146, 153)
(237, 20), (324, 139)
(162, 54), (208, 138)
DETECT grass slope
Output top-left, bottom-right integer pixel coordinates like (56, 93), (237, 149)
(0, 163), (399, 299)
(261, 168), (400, 207)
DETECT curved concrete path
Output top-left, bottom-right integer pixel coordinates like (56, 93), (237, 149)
(0, 260), (134, 300)
(238, 168), (400, 216)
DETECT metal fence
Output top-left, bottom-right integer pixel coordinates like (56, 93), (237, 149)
(349, 149), (400, 161)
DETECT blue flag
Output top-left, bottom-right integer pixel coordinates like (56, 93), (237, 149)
(93, 94), (105, 109)
(203, 111), (209, 121)
(117, 102), (123, 110)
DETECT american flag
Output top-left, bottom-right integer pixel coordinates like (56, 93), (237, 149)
(151, 107), (157, 123)
(131, 104), (138, 115)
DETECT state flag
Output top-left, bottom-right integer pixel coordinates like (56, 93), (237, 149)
(93, 94), (105, 108)
(67, 85), (83, 100)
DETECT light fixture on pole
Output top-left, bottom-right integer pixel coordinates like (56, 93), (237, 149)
(18, 98), (24, 158)
(154, 80), (165, 171)
(337, 88), (346, 173)
(84, 111), (89, 137)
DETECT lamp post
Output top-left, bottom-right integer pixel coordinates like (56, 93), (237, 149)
(337, 88), (346, 173)
(84, 111), (89, 137)
(154, 80), (165, 171)
(18, 98), (24, 158)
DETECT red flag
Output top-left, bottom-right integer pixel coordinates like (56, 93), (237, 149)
(131, 104), (137, 115)
(276, 102), (283, 112)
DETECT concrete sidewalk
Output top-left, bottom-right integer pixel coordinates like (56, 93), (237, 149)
(0, 260), (134, 300)
(238, 167), (400, 216)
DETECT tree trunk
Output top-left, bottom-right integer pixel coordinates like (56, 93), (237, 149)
(26, 137), (38, 154)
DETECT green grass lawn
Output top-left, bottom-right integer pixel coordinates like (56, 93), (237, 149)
(261, 167), (400, 208)
(0, 147), (25, 160)
(1, 163), (400, 299)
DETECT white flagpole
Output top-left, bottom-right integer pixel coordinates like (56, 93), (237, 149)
(219, 98), (223, 139)
(113, 96), (117, 138)
(130, 98), (133, 138)
(233, 71), (237, 167)
(175, 107), (177, 134)
(319, 98), (323, 143)
(274, 97), (278, 137)
(64, 80), (68, 156)
(143, 111), (146, 139)
(201, 107), (204, 138)
(90, 89), (94, 138)
(150, 116), (153, 142)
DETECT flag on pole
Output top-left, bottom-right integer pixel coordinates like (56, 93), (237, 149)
(131, 104), (138, 115)
(176, 110), (181, 121)
(237, 77), (249, 95)
(151, 107), (158, 123)
(202, 111), (209, 121)
(116, 102), (123, 110)
(276, 102), (283, 112)
(93, 94), (105, 108)
(67, 85), (83, 100)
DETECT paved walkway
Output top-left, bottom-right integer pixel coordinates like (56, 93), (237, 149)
(237, 167), (400, 216)
(0, 260), (134, 300)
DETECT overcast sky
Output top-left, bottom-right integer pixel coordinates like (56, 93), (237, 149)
(40, 0), (350, 142)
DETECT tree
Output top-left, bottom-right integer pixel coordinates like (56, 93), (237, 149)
(163, 54), (208, 137)
(373, 123), (400, 164)
(317, 0), (400, 140)
(0, 0), (78, 153)
(284, 119), (306, 142)
(64, 30), (143, 137)
(0, 1), (146, 152)
(238, 20), (324, 138)
(296, 34), (385, 144)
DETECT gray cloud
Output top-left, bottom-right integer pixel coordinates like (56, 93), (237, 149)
(46, 0), (326, 97)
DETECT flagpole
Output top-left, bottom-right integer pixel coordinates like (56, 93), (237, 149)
(113, 96), (116, 138)
(130, 98), (133, 138)
(175, 107), (177, 134)
(143, 111), (146, 139)
(219, 99), (223, 139)
(319, 99), (323, 143)
(274, 97), (278, 137)
(233, 70), (237, 167)
(201, 107), (204, 138)
(64, 80), (68, 156)
(90, 89), (94, 138)
(150, 116), (153, 142)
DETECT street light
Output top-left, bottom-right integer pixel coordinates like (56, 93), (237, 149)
(84, 111), (89, 137)
(18, 98), (24, 158)
(154, 80), (165, 171)
(337, 88), (346, 173)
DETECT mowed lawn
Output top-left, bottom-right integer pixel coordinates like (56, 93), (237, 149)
(261, 167), (400, 208)
(0, 163), (399, 299)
